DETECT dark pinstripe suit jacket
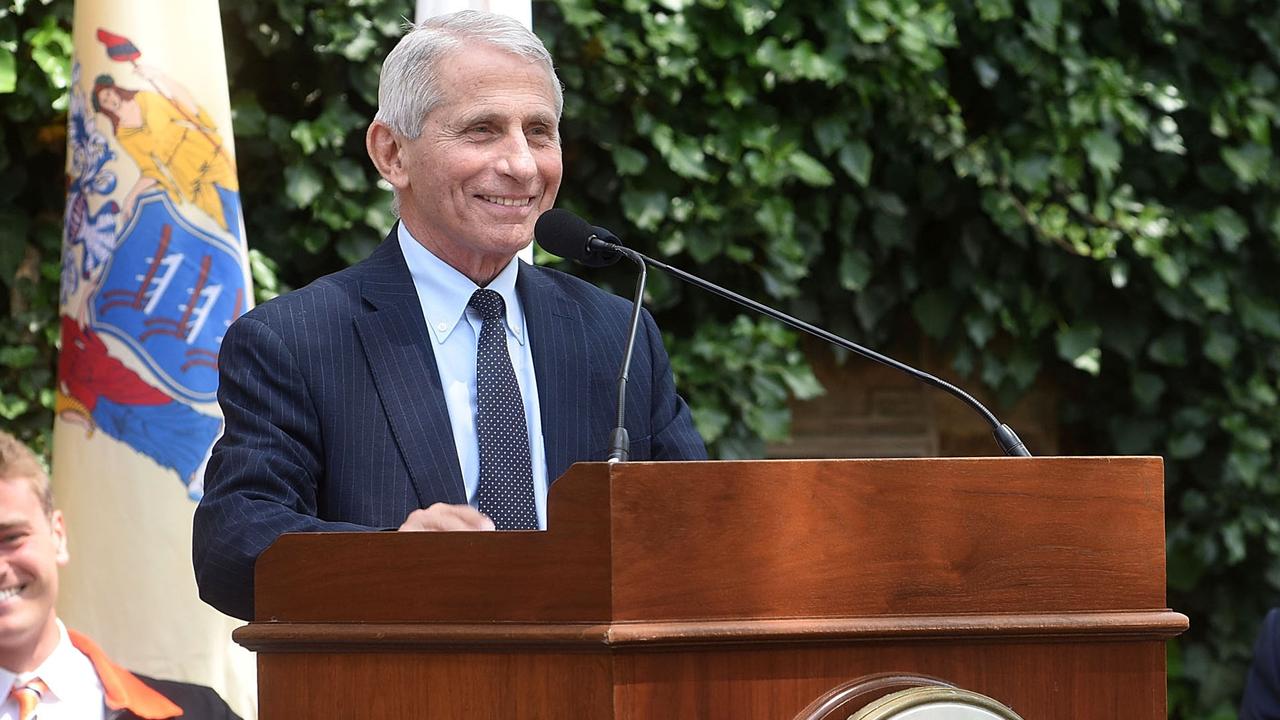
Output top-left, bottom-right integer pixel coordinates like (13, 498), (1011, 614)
(192, 232), (706, 620)
(1242, 608), (1280, 719)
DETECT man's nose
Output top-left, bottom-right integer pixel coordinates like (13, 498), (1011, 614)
(496, 131), (538, 181)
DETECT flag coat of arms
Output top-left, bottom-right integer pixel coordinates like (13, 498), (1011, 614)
(53, 1), (255, 716)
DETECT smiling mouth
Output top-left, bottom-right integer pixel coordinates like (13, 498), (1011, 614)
(0, 585), (26, 602)
(479, 195), (533, 207)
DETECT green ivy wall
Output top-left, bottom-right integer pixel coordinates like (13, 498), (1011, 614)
(2, 1), (1278, 716)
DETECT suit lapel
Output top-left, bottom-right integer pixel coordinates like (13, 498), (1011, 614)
(353, 235), (467, 507)
(519, 264), (592, 485)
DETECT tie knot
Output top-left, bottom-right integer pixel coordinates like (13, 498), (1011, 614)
(10, 677), (47, 719)
(469, 289), (506, 322)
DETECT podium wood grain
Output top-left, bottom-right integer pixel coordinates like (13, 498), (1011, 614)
(237, 457), (1185, 719)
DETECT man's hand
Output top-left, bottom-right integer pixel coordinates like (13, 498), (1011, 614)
(398, 503), (495, 531)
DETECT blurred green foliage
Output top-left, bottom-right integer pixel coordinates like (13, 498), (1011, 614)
(0, 0), (71, 458)
(1, 0), (1279, 715)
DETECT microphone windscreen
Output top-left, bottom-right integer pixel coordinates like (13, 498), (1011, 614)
(535, 209), (620, 267)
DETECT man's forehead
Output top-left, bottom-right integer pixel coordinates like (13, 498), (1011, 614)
(453, 104), (558, 125)
(0, 475), (47, 512)
(436, 44), (556, 93)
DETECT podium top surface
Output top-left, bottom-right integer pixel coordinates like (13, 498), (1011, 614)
(253, 456), (1167, 625)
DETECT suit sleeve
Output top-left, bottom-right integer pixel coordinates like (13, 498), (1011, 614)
(1241, 608), (1280, 720)
(640, 309), (707, 461)
(193, 314), (373, 621)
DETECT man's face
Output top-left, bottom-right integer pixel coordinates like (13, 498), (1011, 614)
(0, 478), (66, 660)
(393, 42), (563, 281)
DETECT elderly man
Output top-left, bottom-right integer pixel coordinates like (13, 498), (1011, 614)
(192, 10), (706, 621)
(0, 432), (239, 719)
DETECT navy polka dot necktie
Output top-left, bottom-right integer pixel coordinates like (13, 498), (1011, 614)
(469, 289), (538, 530)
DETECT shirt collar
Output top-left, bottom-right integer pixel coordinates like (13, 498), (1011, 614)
(397, 222), (526, 345)
(0, 655), (13, 699)
(7, 620), (101, 706)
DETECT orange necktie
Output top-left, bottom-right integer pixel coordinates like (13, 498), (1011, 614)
(8, 678), (48, 720)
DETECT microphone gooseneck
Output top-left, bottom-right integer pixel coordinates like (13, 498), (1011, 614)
(608, 245), (647, 462)
(534, 209), (1033, 458)
(637, 252), (1031, 457)
(534, 209), (642, 462)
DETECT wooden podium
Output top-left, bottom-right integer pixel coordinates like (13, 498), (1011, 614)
(234, 457), (1187, 719)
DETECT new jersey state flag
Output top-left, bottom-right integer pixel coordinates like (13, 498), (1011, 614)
(52, 1), (255, 716)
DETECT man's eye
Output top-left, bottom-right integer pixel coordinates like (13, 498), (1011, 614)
(528, 125), (557, 142)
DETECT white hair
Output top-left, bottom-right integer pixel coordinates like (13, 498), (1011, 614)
(374, 10), (564, 139)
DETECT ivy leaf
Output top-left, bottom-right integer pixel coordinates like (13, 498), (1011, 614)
(1082, 130), (1122, 179)
(1011, 154), (1052, 193)
(1169, 431), (1206, 460)
(231, 95), (268, 137)
(780, 365), (823, 400)
(1152, 255), (1183, 287)
(0, 48), (15, 94)
(650, 125), (711, 180)
(964, 311), (996, 347)
(691, 405), (730, 443)
(754, 196), (795, 241)
(973, 56), (1000, 88)
(1203, 328), (1239, 367)
(1028, 0), (1061, 29)
(838, 141), (873, 187)
(1189, 273), (1231, 314)
(733, 1), (778, 35)
(0, 346), (36, 369)
(1221, 523), (1247, 564)
(1247, 374), (1278, 407)
(813, 117), (849, 156)
(845, 5), (889, 44)
(611, 146), (649, 176)
(24, 16), (71, 95)
(1055, 323), (1102, 375)
(1239, 295), (1280, 340)
(0, 394), (29, 420)
(975, 0), (1014, 21)
(1221, 143), (1269, 185)
(838, 248), (872, 291)
(620, 189), (669, 231)
(330, 159), (368, 193)
(248, 250), (280, 301)
(1209, 207), (1248, 251)
(788, 151), (834, 186)
(284, 164), (324, 208)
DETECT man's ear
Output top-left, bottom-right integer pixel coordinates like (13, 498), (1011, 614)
(366, 121), (410, 190)
(50, 510), (69, 566)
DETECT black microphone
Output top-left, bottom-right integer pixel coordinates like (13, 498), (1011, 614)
(535, 209), (646, 462)
(535, 209), (1032, 458)
(534, 209), (622, 267)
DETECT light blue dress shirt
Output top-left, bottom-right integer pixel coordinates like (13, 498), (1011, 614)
(397, 225), (549, 529)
